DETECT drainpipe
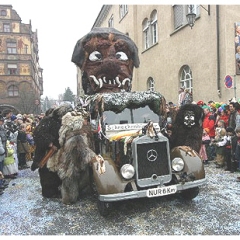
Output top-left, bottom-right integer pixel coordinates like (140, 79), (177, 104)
(216, 5), (221, 97)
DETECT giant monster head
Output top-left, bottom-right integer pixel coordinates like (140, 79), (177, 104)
(71, 27), (140, 95)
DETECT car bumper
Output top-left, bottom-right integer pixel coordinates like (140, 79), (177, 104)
(98, 178), (207, 202)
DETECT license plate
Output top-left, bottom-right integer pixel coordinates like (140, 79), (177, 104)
(146, 185), (177, 198)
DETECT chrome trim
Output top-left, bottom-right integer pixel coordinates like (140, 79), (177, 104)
(98, 178), (207, 202)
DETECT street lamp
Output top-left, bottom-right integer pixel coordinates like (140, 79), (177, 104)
(186, 5), (210, 29)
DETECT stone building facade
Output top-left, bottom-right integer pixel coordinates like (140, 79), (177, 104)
(77, 4), (240, 105)
(0, 4), (43, 114)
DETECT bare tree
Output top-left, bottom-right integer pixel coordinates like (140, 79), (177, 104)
(15, 89), (40, 114)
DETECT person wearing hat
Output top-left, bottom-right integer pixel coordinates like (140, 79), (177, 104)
(197, 100), (204, 107)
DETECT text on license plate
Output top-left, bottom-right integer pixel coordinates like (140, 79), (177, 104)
(147, 186), (177, 198)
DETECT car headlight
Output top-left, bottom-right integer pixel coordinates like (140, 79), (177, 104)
(172, 158), (184, 172)
(120, 164), (135, 179)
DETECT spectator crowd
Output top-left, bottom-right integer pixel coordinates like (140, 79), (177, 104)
(0, 109), (43, 195)
(1, 96), (240, 195)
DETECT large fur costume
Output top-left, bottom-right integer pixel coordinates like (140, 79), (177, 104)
(31, 104), (73, 198)
(32, 105), (104, 204)
(46, 111), (97, 204)
(170, 104), (204, 153)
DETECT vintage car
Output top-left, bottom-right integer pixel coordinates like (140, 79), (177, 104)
(86, 90), (206, 216)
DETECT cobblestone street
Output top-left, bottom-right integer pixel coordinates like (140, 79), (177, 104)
(0, 161), (240, 235)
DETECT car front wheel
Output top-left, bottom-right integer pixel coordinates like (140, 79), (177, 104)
(181, 187), (199, 200)
(97, 199), (112, 216)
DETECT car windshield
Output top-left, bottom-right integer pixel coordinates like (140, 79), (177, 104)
(103, 106), (160, 125)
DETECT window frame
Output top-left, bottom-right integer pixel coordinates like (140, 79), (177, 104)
(7, 42), (17, 54)
(150, 10), (158, 45)
(0, 10), (7, 16)
(3, 23), (11, 32)
(142, 10), (158, 50)
(143, 19), (150, 50)
(108, 14), (114, 27)
(7, 64), (17, 75)
(8, 84), (19, 97)
(147, 77), (155, 91)
(119, 5), (128, 19)
(180, 65), (193, 93)
(173, 4), (200, 30)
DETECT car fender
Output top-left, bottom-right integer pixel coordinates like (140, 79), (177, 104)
(170, 146), (205, 180)
(92, 157), (130, 195)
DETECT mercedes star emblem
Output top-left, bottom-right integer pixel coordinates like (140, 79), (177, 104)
(147, 149), (158, 162)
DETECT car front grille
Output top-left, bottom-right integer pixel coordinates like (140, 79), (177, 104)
(137, 141), (170, 179)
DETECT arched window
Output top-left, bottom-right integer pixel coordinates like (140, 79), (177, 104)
(142, 19), (149, 50)
(8, 84), (19, 97)
(119, 5), (128, 19)
(0, 10), (7, 16)
(147, 77), (155, 91)
(180, 65), (193, 93)
(150, 10), (158, 45)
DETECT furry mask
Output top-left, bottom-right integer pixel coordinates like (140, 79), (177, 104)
(71, 27), (140, 95)
(183, 110), (195, 128)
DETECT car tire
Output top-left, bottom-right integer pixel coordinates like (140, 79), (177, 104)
(181, 187), (199, 200)
(97, 199), (112, 216)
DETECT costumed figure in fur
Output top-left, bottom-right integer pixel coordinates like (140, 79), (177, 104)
(169, 104), (204, 153)
(31, 104), (73, 198)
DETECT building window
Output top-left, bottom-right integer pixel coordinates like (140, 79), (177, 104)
(23, 45), (28, 54)
(150, 10), (158, 45)
(0, 10), (7, 16)
(108, 15), (114, 27)
(142, 10), (158, 50)
(7, 42), (17, 54)
(119, 5), (128, 19)
(7, 64), (17, 75)
(8, 85), (19, 97)
(3, 23), (10, 32)
(173, 5), (200, 30)
(143, 19), (150, 50)
(147, 77), (155, 91)
(180, 65), (193, 93)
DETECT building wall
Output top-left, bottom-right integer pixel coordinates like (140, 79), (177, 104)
(0, 4), (43, 113)
(84, 4), (240, 105)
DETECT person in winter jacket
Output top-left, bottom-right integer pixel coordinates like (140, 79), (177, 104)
(231, 127), (240, 173)
(17, 124), (29, 169)
(228, 102), (239, 130)
(224, 127), (235, 171)
(202, 105), (216, 161)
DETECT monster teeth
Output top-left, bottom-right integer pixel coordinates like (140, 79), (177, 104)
(90, 75), (131, 88)
(90, 75), (99, 86)
(98, 78), (103, 88)
(115, 76), (121, 87)
(122, 78), (130, 86)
